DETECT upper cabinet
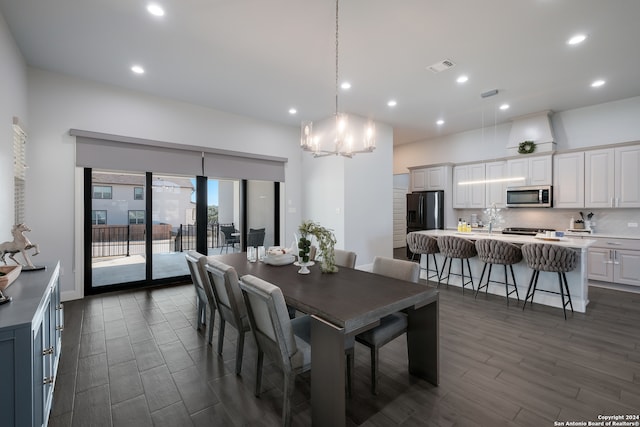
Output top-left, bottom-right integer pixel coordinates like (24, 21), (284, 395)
(506, 154), (552, 186)
(410, 165), (450, 192)
(553, 152), (585, 208)
(485, 161), (507, 208)
(453, 163), (485, 208)
(585, 145), (640, 208)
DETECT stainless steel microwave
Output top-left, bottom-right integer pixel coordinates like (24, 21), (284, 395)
(506, 185), (553, 208)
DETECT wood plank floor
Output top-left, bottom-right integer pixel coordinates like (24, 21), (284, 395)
(49, 271), (640, 426)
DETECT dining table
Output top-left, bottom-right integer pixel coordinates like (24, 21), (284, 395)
(213, 252), (439, 427)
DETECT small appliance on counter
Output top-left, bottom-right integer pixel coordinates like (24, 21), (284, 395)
(501, 227), (555, 236)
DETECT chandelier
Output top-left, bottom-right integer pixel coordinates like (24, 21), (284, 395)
(300, 0), (376, 158)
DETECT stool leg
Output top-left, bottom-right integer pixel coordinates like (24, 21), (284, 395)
(509, 265), (520, 302)
(460, 258), (465, 294)
(485, 263), (492, 296)
(523, 269), (537, 311)
(557, 272), (567, 320)
(466, 258), (475, 292)
(445, 257), (452, 288)
(430, 253), (440, 282)
(475, 263), (488, 299)
(503, 265), (510, 306)
(562, 272), (574, 313)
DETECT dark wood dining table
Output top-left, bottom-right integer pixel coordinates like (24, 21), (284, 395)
(213, 252), (439, 427)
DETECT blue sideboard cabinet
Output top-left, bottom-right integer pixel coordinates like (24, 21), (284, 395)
(0, 262), (63, 427)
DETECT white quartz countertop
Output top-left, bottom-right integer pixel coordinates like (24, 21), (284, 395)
(417, 229), (596, 249)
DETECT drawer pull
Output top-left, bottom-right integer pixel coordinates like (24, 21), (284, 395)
(42, 347), (54, 356)
(43, 376), (54, 385)
(606, 242), (622, 246)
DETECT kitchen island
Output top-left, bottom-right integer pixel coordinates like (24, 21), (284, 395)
(415, 229), (596, 313)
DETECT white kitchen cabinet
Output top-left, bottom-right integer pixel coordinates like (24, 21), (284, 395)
(409, 165), (450, 192)
(553, 152), (585, 208)
(453, 163), (485, 208)
(506, 154), (552, 186)
(484, 161), (507, 208)
(587, 237), (640, 287)
(585, 145), (640, 208)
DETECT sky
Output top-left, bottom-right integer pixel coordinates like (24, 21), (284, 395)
(190, 178), (219, 206)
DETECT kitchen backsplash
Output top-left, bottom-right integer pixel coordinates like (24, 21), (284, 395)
(455, 208), (640, 237)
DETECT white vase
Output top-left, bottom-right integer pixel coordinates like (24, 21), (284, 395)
(297, 261), (311, 274)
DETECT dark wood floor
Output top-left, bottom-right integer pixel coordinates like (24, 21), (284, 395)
(49, 260), (640, 426)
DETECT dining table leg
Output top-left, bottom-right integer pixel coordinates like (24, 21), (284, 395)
(311, 315), (346, 427)
(406, 296), (439, 386)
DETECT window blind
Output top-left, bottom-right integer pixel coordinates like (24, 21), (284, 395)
(13, 119), (27, 225)
(71, 129), (286, 182)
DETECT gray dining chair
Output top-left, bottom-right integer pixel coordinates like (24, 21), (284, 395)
(185, 251), (215, 341)
(204, 257), (251, 375)
(334, 248), (357, 269)
(239, 274), (311, 427)
(220, 225), (240, 253)
(356, 256), (420, 394)
(247, 227), (266, 247)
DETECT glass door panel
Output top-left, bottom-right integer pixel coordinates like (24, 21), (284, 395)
(91, 171), (146, 287)
(151, 174), (194, 280)
(246, 180), (275, 249)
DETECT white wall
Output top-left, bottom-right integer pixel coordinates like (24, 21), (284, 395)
(0, 13), (28, 240)
(27, 68), (303, 300)
(301, 116), (394, 265)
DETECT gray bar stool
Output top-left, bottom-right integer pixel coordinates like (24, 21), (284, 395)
(406, 232), (440, 281)
(521, 243), (577, 319)
(437, 235), (477, 294)
(474, 239), (522, 305)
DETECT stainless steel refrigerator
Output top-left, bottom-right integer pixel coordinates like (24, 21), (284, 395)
(406, 190), (444, 258)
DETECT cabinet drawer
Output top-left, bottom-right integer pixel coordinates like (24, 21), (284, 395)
(589, 237), (640, 251)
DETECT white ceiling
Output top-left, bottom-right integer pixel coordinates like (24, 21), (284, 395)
(2, 0), (640, 145)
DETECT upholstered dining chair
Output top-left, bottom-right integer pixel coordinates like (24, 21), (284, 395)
(203, 257), (251, 375)
(333, 248), (357, 269)
(185, 251), (215, 341)
(247, 227), (266, 248)
(356, 256), (420, 394)
(239, 274), (312, 427)
(219, 225), (240, 253)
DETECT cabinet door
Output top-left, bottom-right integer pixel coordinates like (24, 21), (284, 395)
(485, 161), (507, 208)
(615, 249), (640, 286)
(587, 247), (613, 281)
(529, 155), (552, 186)
(425, 166), (446, 190)
(553, 152), (584, 208)
(615, 145), (640, 208)
(410, 169), (427, 192)
(468, 163), (486, 208)
(507, 158), (528, 184)
(453, 166), (469, 208)
(585, 148), (615, 207)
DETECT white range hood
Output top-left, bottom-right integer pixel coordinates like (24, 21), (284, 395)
(507, 111), (556, 155)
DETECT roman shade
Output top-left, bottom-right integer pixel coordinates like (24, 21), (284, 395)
(71, 129), (287, 182)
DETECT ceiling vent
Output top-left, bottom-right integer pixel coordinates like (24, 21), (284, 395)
(427, 59), (455, 73)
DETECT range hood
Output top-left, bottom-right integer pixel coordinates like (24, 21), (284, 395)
(507, 111), (556, 155)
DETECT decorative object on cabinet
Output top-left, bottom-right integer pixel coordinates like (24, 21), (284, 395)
(298, 220), (337, 273)
(0, 223), (42, 269)
(518, 140), (536, 154)
(0, 264), (22, 291)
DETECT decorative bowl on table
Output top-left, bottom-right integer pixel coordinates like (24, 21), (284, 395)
(0, 265), (22, 291)
(263, 247), (295, 266)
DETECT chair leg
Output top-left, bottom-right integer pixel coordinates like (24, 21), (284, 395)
(445, 257), (452, 288)
(467, 258), (475, 291)
(370, 346), (379, 395)
(235, 330), (245, 375)
(430, 253), (440, 282)
(509, 264), (520, 302)
(255, 351), (264, 397)
(207, 306), (215, 345)
(283, 371), (296, 427)
(523, 269), (537, 310)
(475, 263), (488, 299)
(557, 272), (567, 320)
(460, 258), (466, 294)
(485, 263), (492, 296)
(562, 272), (574, 313)
(217, 319), (226, 356)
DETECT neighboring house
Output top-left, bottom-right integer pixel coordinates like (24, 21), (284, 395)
(91, 173), (195, 229)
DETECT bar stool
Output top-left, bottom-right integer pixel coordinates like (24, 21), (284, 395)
(474, 239), (522, 305)
(437, 235), (477, 294)
(406, 232), (440, 281)
(521, 243), (576, 319)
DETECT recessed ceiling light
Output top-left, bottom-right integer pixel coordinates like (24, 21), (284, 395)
(131, 65), (145, 74)
(591, 79), (605, 88)
(387, 100), (397, 107)
(288, 108), (297, 115)
(340, 82), (351, 90)
(456, 75), (468, 84)
(147, 3), (165, 17)
(567, 34), (587, 45)
(499, 103), (510, 110)
(436, 119), (445, 126)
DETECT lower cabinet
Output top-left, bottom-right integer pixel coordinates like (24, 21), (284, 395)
(0, 262), (62, 427)
(588, 239), (640, 287)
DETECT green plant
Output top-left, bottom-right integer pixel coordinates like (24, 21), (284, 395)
(298, 220), (338, 273)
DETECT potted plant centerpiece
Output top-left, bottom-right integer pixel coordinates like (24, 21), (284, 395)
(298, 220), (338, 274)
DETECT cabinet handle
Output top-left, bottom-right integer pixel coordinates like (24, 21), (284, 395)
(56, 325), (64, 331)
(57, 304), (63, 310)
(613, 250), (620, 265)
(43, 376), (54, 385)
(607, 242), (622, 246)
(42, 347), (54, 356)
